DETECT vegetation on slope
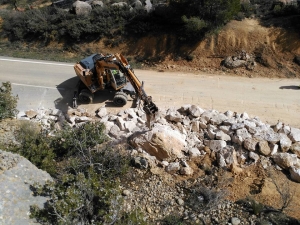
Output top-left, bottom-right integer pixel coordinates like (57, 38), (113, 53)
(0, 82), (18, 120)
(0, 0), (241, 44)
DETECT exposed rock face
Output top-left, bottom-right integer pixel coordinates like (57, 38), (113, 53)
(0, 150), (52, 224)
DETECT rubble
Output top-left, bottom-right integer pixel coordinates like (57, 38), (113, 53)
(19, 104), (300, 182)
(222, 50), (257, 70)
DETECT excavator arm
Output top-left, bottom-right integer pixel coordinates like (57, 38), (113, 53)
(113, 53), (158, 120)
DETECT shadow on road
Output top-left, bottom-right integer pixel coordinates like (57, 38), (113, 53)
(279, 85), (300, 90)
(55, 77), (136, 112)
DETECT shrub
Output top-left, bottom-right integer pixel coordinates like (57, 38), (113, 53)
(115, 209), (148, 225)
(11, 120), (57, 175)
(0, 82), (18, 120)
(30, 145), (131, 224)
(27, 121), (132, 224)
(186, 185), (227, 211)
(161, 214), (183, 225)
(50, 121), (108, 158)
(181, 15), (207, 39)
(248, 197), (264, 216)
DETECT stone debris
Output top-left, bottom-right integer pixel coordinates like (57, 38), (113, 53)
(222, 50), (257, 70)
(2, 103), (300, 224)
(14, 104), (300, 182)
(15, 104), (300, 184)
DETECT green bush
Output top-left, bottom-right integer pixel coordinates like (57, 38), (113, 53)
(11, 120), (57, 175)
(182, 16), (207, 39)
(248, 198), (264, 216)
(241, 2), (254, 18)
(50, 121), (108, 157)
(115, 209), (148, 225)
(30, 145), (131, 224)
(161, 214), (183, 225)
(0, 82), (18, 120)
(23, 121), (134, 224)
(1, 0), (242, 43)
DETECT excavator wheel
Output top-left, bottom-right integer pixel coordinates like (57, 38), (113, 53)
(79, 89), (93, 104)
(113, 93), (127, 106)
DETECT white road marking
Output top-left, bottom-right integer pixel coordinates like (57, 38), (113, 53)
(12, 83), (65, 90)
(0, 58), (73, 67)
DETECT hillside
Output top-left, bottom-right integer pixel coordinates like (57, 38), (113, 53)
(1, 15), (299, 78)
(122, 18), (300, 78)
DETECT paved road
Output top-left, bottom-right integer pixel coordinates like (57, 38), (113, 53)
(0, 56), (299, 127)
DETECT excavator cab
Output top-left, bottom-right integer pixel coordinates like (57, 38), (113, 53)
(107, 69), (127, 90)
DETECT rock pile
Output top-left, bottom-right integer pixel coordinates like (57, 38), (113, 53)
(70, 0), (153, 16)
(18, 104), (300, 183)
(5, 105), (299, 224)
(222, 50), (257, 70)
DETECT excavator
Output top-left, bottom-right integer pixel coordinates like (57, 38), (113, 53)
(73, 53), (158, 125)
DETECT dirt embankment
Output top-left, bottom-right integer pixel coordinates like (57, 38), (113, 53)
(120, 19), (300, 79)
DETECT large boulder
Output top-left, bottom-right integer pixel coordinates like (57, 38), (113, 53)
(72, 1), (92, 16)
(111, 2), (128, 8)
(279, 133), (292, 152)
(223, 56), (246, 69)
(129, 124), (185, 161)
(243, 137), (259, 152)
(91, 0), (103, 7)
(209, 140), (226, 152)
(131, 0), (142, 8)
(165, 108), (182, 123)
(272, 153), (300, 170)
(188, 105), (204, 118)
(289, 127), (300, 142)
(258, 140), (271, 156)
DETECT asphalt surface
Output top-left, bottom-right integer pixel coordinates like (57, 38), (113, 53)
(0, 56), (299, 127)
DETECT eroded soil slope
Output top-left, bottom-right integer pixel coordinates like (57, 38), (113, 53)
(123, 19), (300, 78)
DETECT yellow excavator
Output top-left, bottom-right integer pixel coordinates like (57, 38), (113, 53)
(73, 53), (158, 124)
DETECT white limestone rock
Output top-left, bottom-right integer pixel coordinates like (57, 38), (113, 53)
(279, 133), (292, 152)
(209, 140), (226, 152)
(272, 153), (300, 170)
(289, 127), (300, 142)
(188, 105), (204, 118)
